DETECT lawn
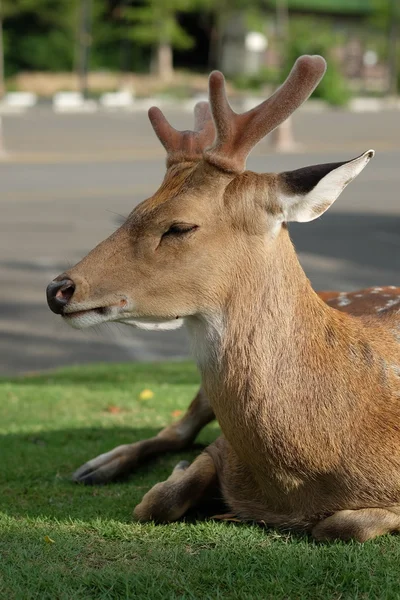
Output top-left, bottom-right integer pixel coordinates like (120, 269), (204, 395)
(1, 361), (400, 600)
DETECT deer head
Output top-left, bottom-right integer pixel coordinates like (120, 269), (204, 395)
(46, 56), (373, 333)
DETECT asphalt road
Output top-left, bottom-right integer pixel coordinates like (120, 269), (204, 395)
(1, 107), (399, 374)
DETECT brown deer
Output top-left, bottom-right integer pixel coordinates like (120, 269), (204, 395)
(46, 55), (400, 542)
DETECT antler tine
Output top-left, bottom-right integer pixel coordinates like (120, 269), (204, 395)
(148, 106), (178, 153)
(148, 102), (215, 168)
(204, 55), (327, 173)
(207, 71), (235, 139)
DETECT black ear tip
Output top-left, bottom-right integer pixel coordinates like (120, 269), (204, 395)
(366, 149), (375, 159)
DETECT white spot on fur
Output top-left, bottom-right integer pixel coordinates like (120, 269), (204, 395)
(337, 292), (352, 307)
(355, 294), (363, 298)
(377, 298), (400, 313)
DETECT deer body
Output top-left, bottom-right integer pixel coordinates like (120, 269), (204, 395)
(195, 247), (400, 529)
(46, 55), (400, 541)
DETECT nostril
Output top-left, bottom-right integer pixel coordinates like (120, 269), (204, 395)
(46, 278), (76, 315)
(55, 282), (75, 304)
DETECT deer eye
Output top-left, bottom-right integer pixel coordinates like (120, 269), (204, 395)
(162, 224), (198, 239)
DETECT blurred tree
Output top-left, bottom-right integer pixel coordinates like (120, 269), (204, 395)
(284, 17), (351, 106)
(0, 0), (42, 96)
(1, 0), (79, 94)
(370, 0), (399, 94)
(124, 0), (197, 81)
(77, 0), (92, 97)
(198, 0), (267, 69)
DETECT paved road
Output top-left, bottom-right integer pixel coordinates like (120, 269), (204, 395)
(1, 108), (399, 374)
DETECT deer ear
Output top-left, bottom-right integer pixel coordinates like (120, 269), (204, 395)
(277, 150), (374, 223)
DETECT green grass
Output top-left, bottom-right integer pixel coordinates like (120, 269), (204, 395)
(1, 362), (400, 599)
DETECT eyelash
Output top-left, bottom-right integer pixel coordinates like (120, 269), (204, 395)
(162, 224), (198, 238)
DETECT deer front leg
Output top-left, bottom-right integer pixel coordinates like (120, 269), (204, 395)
(312, 507), (400, 542)
(73, 387), (215, 485)
(134, 450), (218, 523)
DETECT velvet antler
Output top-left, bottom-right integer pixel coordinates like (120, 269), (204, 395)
(204, 55), (327, 173)
(148, 101), (215, 168)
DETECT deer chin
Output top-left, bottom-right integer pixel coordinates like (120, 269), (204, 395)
(117, 316), (184, 331)
(62, 306), (119, 329)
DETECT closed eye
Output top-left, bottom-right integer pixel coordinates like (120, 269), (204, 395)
(162, 224), (198, 239)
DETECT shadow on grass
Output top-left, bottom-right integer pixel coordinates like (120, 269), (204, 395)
(8, 361), (200, 387)
(0, 424), (218, 524)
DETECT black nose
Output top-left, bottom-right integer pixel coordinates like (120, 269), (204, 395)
(46, 278), (76, 315)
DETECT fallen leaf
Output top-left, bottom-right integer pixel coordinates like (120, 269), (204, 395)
(210, 513), (242, 522)
(105, 405), (122, 414)
(171, 409), (183, 418)
(22, 371), (41, 378)
(139, 389), (154, 400)
(44, 535), (55, 544)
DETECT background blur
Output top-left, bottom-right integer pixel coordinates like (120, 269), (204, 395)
(0, 0), (399, 375)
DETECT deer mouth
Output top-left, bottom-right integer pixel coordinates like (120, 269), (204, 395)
(63, 306), (109, 319)
(62, 305), (119, 329)
(62, 303), (184, 332)
(62, 297), (131, 328)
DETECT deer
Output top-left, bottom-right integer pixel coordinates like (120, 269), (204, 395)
(46, 55), (400, 542)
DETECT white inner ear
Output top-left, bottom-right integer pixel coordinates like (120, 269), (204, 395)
(282, 149), (374, 223)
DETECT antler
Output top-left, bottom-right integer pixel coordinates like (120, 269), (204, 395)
(148, 101), (215, 167)
(204, 55), (327, 173)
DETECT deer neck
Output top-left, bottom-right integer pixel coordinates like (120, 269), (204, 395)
(185, 228), (340, 440)
(185, 228), (367, 482)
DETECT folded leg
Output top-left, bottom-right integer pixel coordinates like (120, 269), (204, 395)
(312, 506), (400, 542)
(134, 450), (218, 523)
(73, 386), (215, 484)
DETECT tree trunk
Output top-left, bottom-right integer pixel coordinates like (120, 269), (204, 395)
(153, 41), (173, 82)
(387, 0), (398, 96)
(0, 0), (5, 99)
(77, 0), (93, 98)
(208, 11), (224, 70)
(271, 0), (296, 152)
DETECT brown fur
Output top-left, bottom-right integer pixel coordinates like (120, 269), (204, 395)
(134, 452), (217, 523)
(48, 56), (400, 542)
(65, 162), (400, 541)
(72, 287), (400, 492)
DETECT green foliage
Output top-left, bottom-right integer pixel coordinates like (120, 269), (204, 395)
(1, 0), (63, 20)
(15, 31), (74, 72)
(124, 0), (196, 51)
(314, 61), (352, 106)
(232, 66), (279, 91)
(285, 18), (352, 106)
(369, 0), (400, 30)
(3, 0), (78, 75)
